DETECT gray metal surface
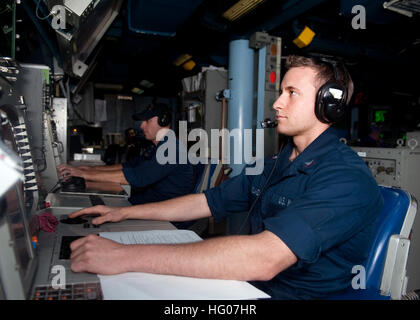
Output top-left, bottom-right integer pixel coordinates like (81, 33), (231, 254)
(51, 98), (68, 163)
(352, 146), (420, 291)
(32, 206), (175, 298)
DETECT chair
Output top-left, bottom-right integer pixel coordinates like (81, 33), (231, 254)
(330, 186), (417, 300)
(177, 160), (225, 235)
(192, 162), (207, 193)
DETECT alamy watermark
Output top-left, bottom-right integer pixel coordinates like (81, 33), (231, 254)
(155, 121), (264, 175)
(351, 265), (366, 290)
(51, 264), (66, 289)
(50, 5), (66, 30)
(351, 5), (366, 30)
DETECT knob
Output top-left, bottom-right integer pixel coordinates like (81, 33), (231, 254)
(386, 167), (394, 174)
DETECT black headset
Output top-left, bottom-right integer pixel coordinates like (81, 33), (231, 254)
(314, 59), (350, 124)
(157, 106), (171, 127)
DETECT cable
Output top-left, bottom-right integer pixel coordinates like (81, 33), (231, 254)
(35, 0), (53, 20)
(236, 154), (280, 235)
(236, 136), (290, 235)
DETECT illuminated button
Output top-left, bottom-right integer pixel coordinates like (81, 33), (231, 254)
(269, 71), (276, 83)
(270, 44), (277, 55)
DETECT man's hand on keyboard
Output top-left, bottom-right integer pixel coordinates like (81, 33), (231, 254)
(69, 205), (128, 225)
(57, 164), (85, 179)
(70, 234), (129, 275)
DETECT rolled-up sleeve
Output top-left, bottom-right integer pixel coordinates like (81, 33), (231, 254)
(204, 172), (254, 222)
(264, 166), (383, 265)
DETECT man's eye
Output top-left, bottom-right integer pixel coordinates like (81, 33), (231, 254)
(290, 90), (297, 96)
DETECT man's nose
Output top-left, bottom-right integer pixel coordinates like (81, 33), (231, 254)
(273, 95), (284, 111)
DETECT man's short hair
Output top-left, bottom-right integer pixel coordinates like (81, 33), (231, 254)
(285, 55), (354, 105)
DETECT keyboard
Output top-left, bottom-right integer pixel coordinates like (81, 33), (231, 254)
(89, 195), (105, 206)
(59, 236), (84, 260)
(32, 282), (103, 300)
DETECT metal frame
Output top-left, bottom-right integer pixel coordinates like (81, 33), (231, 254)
(380, 193), (418, 299)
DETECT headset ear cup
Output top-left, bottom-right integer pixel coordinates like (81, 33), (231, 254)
(315, 82), (347, 124)
(315, 84), (330, 124)
(158, 112), (170, 127)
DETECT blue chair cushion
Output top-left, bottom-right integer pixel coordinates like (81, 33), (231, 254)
(364, 187), (409, 289)
(327, 186), (410, 300)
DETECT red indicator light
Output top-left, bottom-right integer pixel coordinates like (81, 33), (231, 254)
(269, 71), (276, 83)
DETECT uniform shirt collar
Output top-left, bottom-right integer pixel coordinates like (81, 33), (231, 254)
(284, 127), (339, 175)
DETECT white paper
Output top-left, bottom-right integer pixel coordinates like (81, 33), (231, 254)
(98, 230), (270, 300)
(99, 272), (270, 300)
(100, 229), (202, 245)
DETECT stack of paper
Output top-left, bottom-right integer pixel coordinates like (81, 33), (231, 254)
(99, 230), (270, 300)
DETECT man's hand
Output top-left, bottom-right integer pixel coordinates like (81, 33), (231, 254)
(69, 205), (128, 225)
(57, 164), (85, 180)
(70, 234), (129, 275)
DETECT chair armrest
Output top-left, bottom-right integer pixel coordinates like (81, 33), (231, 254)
(380, 235), (410, 299)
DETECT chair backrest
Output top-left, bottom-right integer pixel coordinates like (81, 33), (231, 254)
(364, 186), (416, 291)
(192, 162), (206, 193)
(329, 186), (417, 300)
(193, 159), (224, 193)
(208, 162), (223, 189)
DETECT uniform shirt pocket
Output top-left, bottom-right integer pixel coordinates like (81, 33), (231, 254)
(262, 189), (295, 218)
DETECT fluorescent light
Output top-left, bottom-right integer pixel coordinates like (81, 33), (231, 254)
(139, 80), (154, 88)
(117, 95), (133, 101)
(222, 0), (265, 21)
(131, 87), (144, 95)
(383, 0), (420, 17)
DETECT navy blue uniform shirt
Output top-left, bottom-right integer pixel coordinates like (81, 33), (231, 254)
(122, 137), (195, 205)
(204, 127), (384, 299)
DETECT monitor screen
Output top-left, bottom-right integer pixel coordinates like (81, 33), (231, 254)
(1, 105), (37, 299)
(1, 184), (32, 275)
(374, 110), (388, 123)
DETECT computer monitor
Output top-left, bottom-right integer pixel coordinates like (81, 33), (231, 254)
(0, 110), (38, 300)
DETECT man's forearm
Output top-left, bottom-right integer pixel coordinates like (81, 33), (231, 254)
(82, 169), (128, 184)
(120, 193), (211, 222)
(87, 164), (123, 171)
(120, 231), (296, 281)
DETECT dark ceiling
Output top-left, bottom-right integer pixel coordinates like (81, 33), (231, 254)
(11, 0), (420, 100)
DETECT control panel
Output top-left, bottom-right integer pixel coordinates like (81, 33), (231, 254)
(352, 146), (420, 292)
(352, 147), (420, 188)
(360, 156), (398, 186)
